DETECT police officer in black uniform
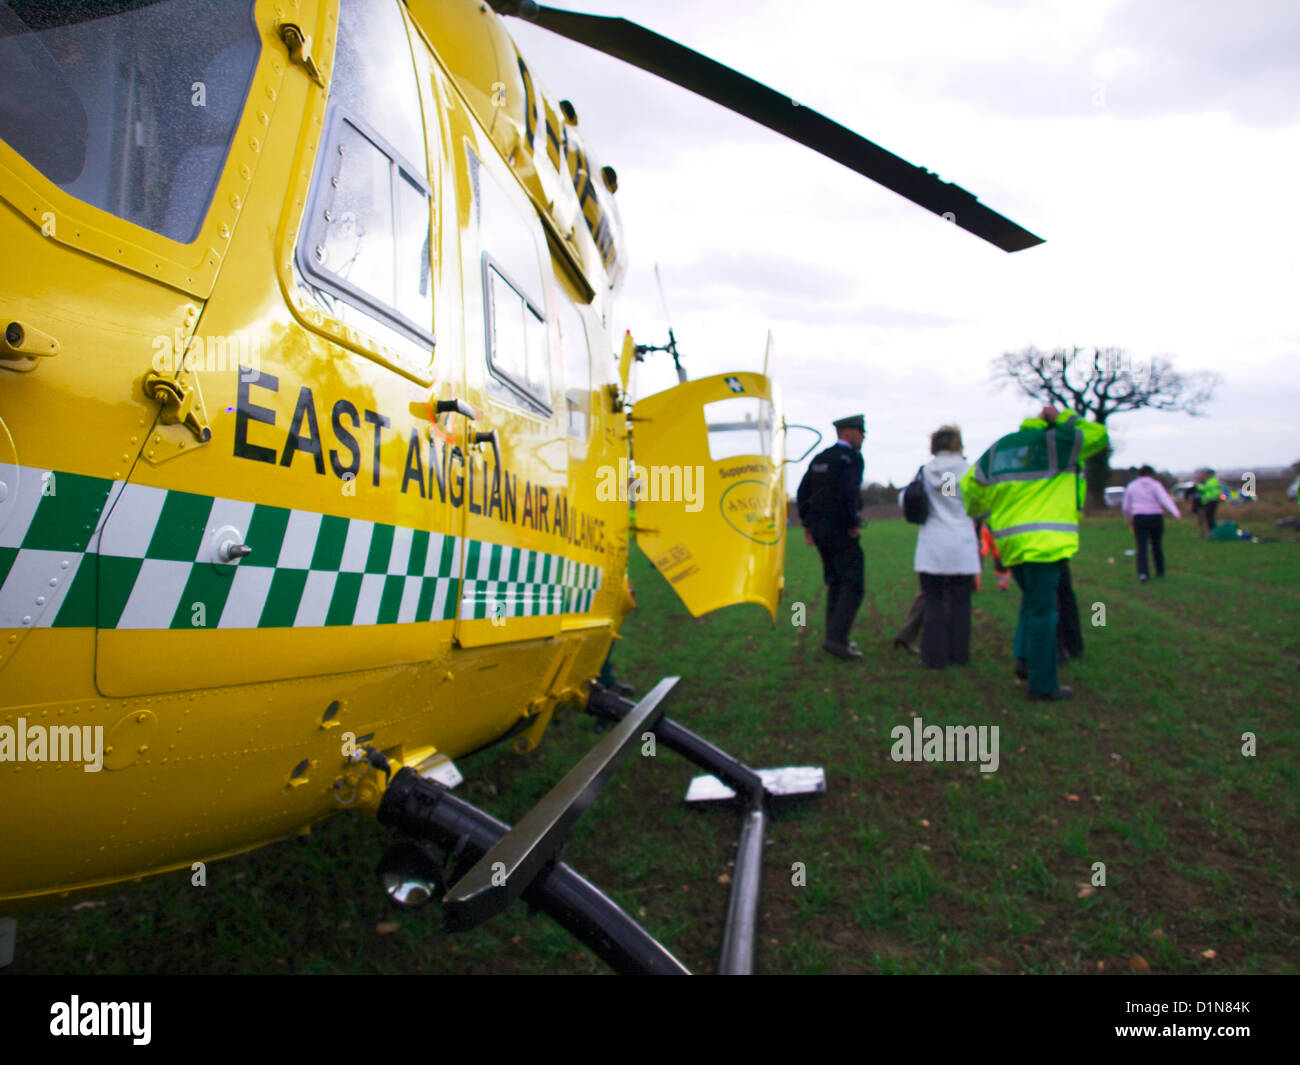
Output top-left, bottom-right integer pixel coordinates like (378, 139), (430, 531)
(797, 414), (866, 660)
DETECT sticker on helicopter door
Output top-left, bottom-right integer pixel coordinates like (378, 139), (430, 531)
(719, 479), (782, 545)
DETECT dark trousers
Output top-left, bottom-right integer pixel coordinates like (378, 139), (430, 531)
(1056, 560), (1084, 658)
(813, 531), (864, 646)
(1133, 513), (1165, 577)
(1012, 561), (1062, 695)
(894, 590), (925, 645)
(1204, 501), (1218, 531)
(918, 573), (973, 668)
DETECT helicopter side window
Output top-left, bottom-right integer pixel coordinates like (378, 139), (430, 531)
(704, 397), (775, 461)
(0, 0), (259, 244)
(295, 0), (434, 351)
(485, 261), (547, 403)
(471, 154), (552, 413)
(556, 297), (591, 441)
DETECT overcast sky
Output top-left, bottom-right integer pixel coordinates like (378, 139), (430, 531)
(506, 0), (1300, 487)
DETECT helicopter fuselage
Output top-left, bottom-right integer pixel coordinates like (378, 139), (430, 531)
(0, 0), (656, 911)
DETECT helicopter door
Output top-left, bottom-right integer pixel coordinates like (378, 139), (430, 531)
(632, 372), (786, 619)
(452, 148), (569, 648)
(89, 0), (457, 695)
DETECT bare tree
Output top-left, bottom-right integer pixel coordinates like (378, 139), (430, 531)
(991, 345), (1220, 509)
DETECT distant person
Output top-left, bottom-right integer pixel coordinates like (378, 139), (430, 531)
(797, 414), (866, 660)
(1184, 474), (1206, 537)
(911, 426), (979, 668)
(895, 426), (979, 667)
(1199, 468), (1222, 535)
(961, 405), (1108, 701)
(1122, 465), (1182, 580)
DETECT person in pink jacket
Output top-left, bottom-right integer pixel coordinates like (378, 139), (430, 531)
(1121, 466), (1182, 581)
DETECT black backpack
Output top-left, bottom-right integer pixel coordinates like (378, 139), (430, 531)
(903, 465), (930, 524)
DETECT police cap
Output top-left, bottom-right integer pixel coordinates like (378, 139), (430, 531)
(833, 414), (865, 432)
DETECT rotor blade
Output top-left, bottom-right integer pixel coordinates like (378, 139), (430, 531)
(496, 3), (1043, 252)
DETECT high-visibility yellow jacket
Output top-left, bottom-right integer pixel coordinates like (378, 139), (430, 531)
(961, 410), (1108, 566)
(1199, 475), (1221, 504)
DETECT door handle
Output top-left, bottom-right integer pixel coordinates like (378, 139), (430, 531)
(473, 428), (502, 470)
(1, 320), (59, 370)
(436, 398), (479, 420)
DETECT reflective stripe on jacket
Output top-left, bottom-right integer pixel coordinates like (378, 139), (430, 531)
(960, 410), (1108, 567)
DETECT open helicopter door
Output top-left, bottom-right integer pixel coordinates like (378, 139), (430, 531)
(632, 371), (786, 618)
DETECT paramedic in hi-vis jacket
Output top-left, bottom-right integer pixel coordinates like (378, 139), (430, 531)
(961, 406), (1108, 701)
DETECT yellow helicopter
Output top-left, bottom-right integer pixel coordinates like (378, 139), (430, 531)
(0, 0), (1040, 973)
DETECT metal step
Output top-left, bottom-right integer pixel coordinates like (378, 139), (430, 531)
(440, 676), (679, 930)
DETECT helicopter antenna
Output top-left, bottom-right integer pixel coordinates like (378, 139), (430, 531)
(654, 265), (687, 384)
(635, 263), (687, 383)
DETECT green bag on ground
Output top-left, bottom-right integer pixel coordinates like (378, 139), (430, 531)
(1208, 521), (1241, 541)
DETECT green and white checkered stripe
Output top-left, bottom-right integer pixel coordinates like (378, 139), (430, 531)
(560, 556), (601, 614)
(458, 542), (603, 620)
(0, 464), (601, 630)
(1, 465), (113, 630)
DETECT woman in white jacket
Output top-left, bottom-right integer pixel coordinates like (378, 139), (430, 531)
(902, 426), (981, 668)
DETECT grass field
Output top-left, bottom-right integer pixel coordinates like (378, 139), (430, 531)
(8, 509), (1298, 975)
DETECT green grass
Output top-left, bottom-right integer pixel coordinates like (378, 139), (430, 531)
(6, 514), (1298, 974)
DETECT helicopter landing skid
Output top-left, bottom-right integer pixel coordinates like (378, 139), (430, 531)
(378, 766), (689, 974)
(376, 678), (823, 975)
(586, 682), (824, 975)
